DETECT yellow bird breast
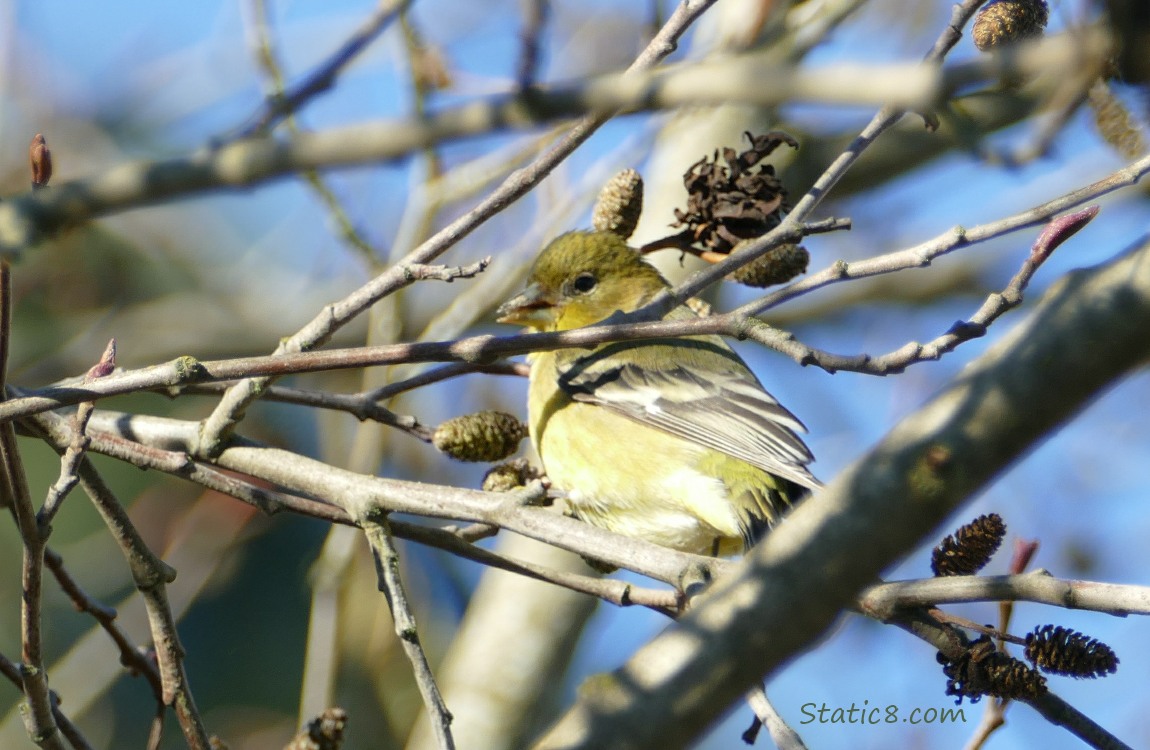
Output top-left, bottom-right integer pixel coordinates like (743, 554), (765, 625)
(529, 357), (747, 556)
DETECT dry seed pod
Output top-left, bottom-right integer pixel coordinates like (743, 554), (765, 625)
(972, 0), (1049, 52)
(434, 411), (526, 462)
(983, 651), (1048, 701)
(931, 513), (1006, 577)
(938, 635), (1047, 705)
(671, 131), (798, 257)
(592, 168), (644, 239)
(1025, 625), (1119, 678)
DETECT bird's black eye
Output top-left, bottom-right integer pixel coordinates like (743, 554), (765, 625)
(571, 272), (598, 294)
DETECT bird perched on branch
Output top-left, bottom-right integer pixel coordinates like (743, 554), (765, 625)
(497, 230), (819, 556)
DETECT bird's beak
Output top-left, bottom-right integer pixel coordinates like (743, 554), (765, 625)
(496, 282), (556, 328)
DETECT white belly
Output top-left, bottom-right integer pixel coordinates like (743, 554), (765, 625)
(558, 464), (742, 555)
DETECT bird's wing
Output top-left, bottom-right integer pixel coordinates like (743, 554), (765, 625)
(557, 338), (821, 490)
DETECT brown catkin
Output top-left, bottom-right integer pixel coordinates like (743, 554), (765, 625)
(433, 411), (526, 463)
(728, 243), (810, 288)
(972, 0), (1049, 52)
(1088, 79), (1147, 160)
(592, 168), (644, 239)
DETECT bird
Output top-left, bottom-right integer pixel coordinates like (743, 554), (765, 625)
(496, 230), (819, 556)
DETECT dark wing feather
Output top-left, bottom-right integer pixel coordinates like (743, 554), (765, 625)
(558, 340), (820, 490)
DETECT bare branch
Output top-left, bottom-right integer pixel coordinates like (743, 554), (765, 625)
(403, 256), (492, 282)
(43, 549), (166, 715)
(0, 649), (91, 750)
(365, 520), (455, 749)
(235, 0), (414, 139)
(0, 261), (64, 750)
(860, 572), (1150, 619)
(741, 205), (1101, 374)
(516, 0), (551, 90)
(169, 382), (437, 442)
(26, 411), (214, 750)
(0, 174), (1128, 428)
(37, 405), (679, 613)
(0, 27), (1110, 257)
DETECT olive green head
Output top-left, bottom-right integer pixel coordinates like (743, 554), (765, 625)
(497, 231), (668, 331)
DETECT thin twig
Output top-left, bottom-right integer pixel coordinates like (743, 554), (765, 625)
(0, 160), (1132, 427)
(404, 257), (491, 282)
(39, 339), (116, 527)
(47, 447), (213, 750)
(0, 650), (92, 750)
(737, 205), (1101, 374)
(742, 685), (808, 749)
(42, 549), (166, 708)
(516, 0), (551, 90)
(0, 260), (65, 750)
(244, 0), (391, 267)
(363, 361), (529, 401)
(167, 382), (437, 442)
(234, 0), (415, 139)
(365, 520), (455, 749)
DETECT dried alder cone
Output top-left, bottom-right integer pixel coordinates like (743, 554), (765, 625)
(930, 512), (1006, 576)
(433, 411), (526, 463)
(1025, 625), (1120, 679)
(670, 131), (808, 288)
(937, 635), (1047, 705)
(971, 0), (1049, 51)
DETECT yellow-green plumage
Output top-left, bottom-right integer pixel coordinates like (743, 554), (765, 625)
(498, 231), (818, 556)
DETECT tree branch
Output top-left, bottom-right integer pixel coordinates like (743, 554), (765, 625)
(0, 27), (1108, 256)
